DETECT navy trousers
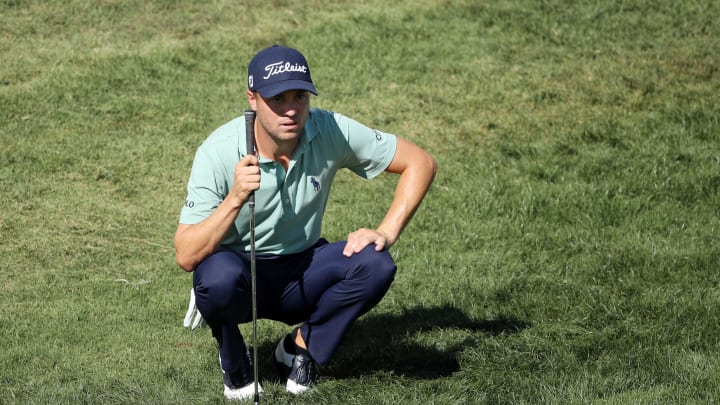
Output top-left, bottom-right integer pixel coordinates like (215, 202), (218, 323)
(192, 239), (396, 372)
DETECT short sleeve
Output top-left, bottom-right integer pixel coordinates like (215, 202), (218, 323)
(334, 113), (398, 179)
(178, 146), (229, 224)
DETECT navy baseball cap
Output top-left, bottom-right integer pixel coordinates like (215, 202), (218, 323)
(248, 45), (318, 98)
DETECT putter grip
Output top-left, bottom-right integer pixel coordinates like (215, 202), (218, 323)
(244, 109), (256, 204)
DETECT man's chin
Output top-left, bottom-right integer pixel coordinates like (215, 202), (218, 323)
(281, 128), (303, 138)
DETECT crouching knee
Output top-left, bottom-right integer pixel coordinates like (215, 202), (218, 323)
(193, 251), (248, 319)
(354, 247), (397, 293)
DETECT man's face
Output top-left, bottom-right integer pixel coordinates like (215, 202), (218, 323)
(249, 89), (311, 143)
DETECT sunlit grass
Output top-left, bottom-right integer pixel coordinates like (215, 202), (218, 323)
(1, 0), (719, 403)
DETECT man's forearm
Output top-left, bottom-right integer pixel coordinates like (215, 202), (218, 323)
(174, 197), (243, 271)
(378, 153), (437, 245)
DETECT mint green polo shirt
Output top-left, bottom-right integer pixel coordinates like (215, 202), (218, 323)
(179, 108), (398, 255)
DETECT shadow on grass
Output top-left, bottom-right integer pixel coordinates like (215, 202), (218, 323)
(258, 305), (529, 381)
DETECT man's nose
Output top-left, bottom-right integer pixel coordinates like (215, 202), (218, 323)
(285, 101), (298, 116)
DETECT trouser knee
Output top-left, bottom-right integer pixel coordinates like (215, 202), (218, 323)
(351, 248), (397, 309)
(192, 250), (249, 324)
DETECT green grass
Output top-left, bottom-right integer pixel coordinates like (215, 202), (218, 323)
(2, 0), (719, 403)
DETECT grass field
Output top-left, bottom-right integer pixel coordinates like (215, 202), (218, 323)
(1, 0), (719, 403)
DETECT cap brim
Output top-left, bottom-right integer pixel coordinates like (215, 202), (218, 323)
(256, 80), (318, 98)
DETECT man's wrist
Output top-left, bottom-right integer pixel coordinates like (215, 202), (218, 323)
(376, 228), (396, 247)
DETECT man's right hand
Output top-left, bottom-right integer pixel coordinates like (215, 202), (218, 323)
(174, 154), (261, 272)
(230, 154), (260, 207)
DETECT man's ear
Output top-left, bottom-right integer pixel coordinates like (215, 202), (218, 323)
(246, 90), (257, 111)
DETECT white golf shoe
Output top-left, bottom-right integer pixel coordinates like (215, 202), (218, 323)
(219, 352), (263, 400)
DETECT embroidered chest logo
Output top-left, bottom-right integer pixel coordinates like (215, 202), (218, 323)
(310, 177), (321, 192)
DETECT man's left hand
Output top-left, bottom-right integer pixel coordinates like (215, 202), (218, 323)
(343, 228), (393, 257)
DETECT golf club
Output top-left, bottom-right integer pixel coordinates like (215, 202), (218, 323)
(244, 109), (260, 405)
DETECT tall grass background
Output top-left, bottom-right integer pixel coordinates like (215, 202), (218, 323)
(1, 0), (719, 403)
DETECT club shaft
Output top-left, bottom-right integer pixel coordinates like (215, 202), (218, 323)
(250, 202), (259, 404)
(244, 109), (259, 404)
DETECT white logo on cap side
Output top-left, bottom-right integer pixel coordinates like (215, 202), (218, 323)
(263, 61), (308, 80)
